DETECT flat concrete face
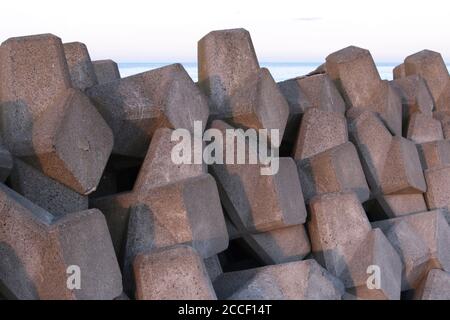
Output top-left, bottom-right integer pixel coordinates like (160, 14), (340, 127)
(380, 137), (426, 195)
(433, 111), (450, 139)
(404, 50), (450, 108)
(393, 63), (405, 79)
(9, 158), (88, 216)
(407, 112), (443, 144)
(22, 88), (113, 195)
(414, 269), (450, 300)
(0, 34), (72, 154)
(63, 42), (98, 91)
(424, 165), (450, 210)
(92, 59), (121, 84)
(325, 46), (382, 109)
(294, 108), (348, 160)
(297, 142), (370, 203)
(348, 110), (393, 190)
(374, 210), (450, 274)
(0, 144), (13, 182)
(213, 259), (345, 300)
(87, 63), (209, 157)
(417, 140), (450, 170)
(225, 68), (289, 146)
(133, 245), (217, 300)
(133, 127), (206, 193)
(296, 74), (346, 114)
(198, 28), (260, 116)
(242, 224), (311, 265)
(52, 209), (123, 300)
(0, 183), (122, 300)
(391, 75), (434, 124)
(377, 193), (428, 218)
(308, 192), (371, 257)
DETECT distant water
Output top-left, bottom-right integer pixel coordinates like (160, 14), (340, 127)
(118, 62), (399, 82)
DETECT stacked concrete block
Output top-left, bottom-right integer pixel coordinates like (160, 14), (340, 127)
(0, 34), (114, 195)
(92, 59), (121, 84)
(406, 112), (443, 144)
(424, 165), (450, 210)
(0, 183), (122, 299)
(63, 42), (98, 90)
(308, 192), (402, 299)
(326, 46), (402, 136)
(296, 142), (370, 203)
(293, 108), (348, 160)
(393, 63), (405, 79)
(414, 269), (450, 300)
(9, 158), (88, 216)
(87, 63), (209, 157)
(404, 50), (450, 113)
(417, 140), (450, 169)
(433, 111), (450, 139)
(133, 245), (217, 300)
(198, 28), (289, 146)
(0, 144), (13, 182)
(213, 259), (344, 300)
(373, 210), (450, 291)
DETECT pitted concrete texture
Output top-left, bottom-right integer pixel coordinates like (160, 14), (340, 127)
(213, 259), (345, 300)
(63, 42), (98, 90)
(414, 269), (450, 300)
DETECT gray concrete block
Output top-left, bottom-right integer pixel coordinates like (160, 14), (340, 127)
(63, 42), (97, 90)
(92, 59), (121, 84)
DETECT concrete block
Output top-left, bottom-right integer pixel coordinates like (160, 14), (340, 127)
(414, 269), (450, 300)
(296, 142), (370, 202)
(348, 110), (392, 190)
(204, 255), (223, 282)
(97, 174), (229, 260)
(87, 63), (209, 157)
(393, 63), (405, 79)
(407, 112), (443, 144)
(0, 183), (122, 300)
(198, 28), (260, 116)
(377, 193), (428, 218)
(0, 34), (72, 154)
(433, 111), (450, 139)
(293, 108), (348, 160)
(380, 137), (426, 195)
(424, 165), (450, 210)
(227, 68), (289, 145)
(404, 49), (450, 112)
(63, 42), (97, 90)
(326, 46), (381, 109)
(0, 144), (13, 182)
(133, 245), (217, 300)
(374, 210), (450, 275)
(213, 259), (344, 300)
(9, 158), (88, 216)
(92, 59), (121, 84)
(417, 140), (450, 170)
(296, 74), (346, 114)
(391, 75), (434, 126)
(21, 88), (113, 195)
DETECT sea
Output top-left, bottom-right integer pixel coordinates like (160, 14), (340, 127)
(118, 62), (400, 82)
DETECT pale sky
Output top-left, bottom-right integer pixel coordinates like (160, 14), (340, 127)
(2, 0), (450, 63)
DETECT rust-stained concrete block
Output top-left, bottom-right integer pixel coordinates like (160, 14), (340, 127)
(9, 158), (88, 216)
(293, 108), (348, 160)
(213, 259), (344, 300)
(92, 59), (121, 84)
(0, 34), (72, 154)
(0, 183), (122, 300)
(417, 140), (450, 170)
(87, 63), (209, 157)
(21, 88), (113, 195)
(424, 165), (450, 210)
(296, 142), (370, 203)
(133, 245), (217, 300)
(63, 42), (97, 90)
(407, 112), (443, 144)
(433, 111), (450, 139)
(393, 63), (405, 79)
(376, 193), (428, 218)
